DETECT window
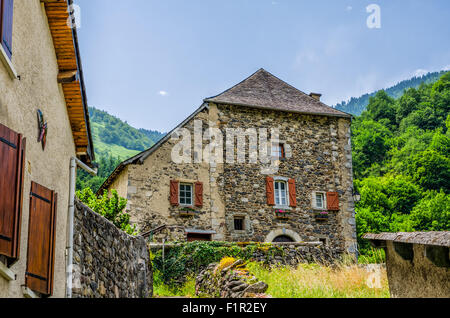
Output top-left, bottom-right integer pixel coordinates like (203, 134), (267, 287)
(170, 180), (203, 207)
(271, 143), (285, 159)
(274, 181), (288, 207)
(234, 217), (245, 231)
(179, 183), (193, 206)
(313, 192), (326, 209)
(1, 0), (14, 59)
(0, 123), (26, 262)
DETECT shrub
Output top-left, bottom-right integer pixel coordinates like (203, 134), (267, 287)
(151, 241), (282, 286)
(76, 188), (138, 236)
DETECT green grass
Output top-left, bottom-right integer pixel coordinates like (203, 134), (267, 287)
(247, 262), (390, 298)
(358, 248), (386, 265)
(152, 262), (390, 298)
(91, 122), (141, 160)
(153, 274), (197, 298)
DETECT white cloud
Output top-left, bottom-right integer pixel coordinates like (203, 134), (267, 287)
(413, 69), (429, 77)
(443, 65), (450, 71)
(346, 6), (353, 11)
(158, 91), (168, 96)
(293, 49), (319, 69)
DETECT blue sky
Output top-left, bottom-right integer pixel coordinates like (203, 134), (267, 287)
(76, 0), (450, 132)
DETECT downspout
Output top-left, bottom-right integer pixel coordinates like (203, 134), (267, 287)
(66, 157), (97, 298)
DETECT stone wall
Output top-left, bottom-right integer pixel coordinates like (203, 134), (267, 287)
(196, 260), (269, 298)
(250, 242), (343, 266)
(384, 241), (449, 298)
(149, 241), (343, 268)
(72, 200), (152, 298)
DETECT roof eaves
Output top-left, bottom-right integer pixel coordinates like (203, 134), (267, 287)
(363, 232), (450, 247)
(69, 10), (95, 163)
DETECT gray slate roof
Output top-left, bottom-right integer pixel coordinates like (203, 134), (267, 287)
(364, 232), (450, 247)
(204, 68), (351, 118)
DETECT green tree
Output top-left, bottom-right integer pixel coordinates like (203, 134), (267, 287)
(407, 149), (450, 192)
(352, 120), (392, 179)
(76, 188), (138, 235)
(410, 190), (450, 231)
(364, 90), (397, 127)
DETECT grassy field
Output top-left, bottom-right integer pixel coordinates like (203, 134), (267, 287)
(153, 261), (390, 298)
(248, 262), (389, 298)
(91, 122), (141, 160)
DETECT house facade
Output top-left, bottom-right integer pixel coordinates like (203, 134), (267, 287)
(0, 0), (94, 298)
(99, 69), (358, 256)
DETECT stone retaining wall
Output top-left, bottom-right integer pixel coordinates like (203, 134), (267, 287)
(72, 200), (152, 298)
(149, 241), (344, 268)
(196, 259), (269, 298)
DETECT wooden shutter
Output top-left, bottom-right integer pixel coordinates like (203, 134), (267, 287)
(194, 182), (203, 207)
(170, 180), (179, 206)
(1, 0), (13, 59)
(327, 192), (340, 211)
(0, 123), (25, 261)
(26, 182), (57, 296)
(288, 179), (297, 207)
(266, 177), (275, 206)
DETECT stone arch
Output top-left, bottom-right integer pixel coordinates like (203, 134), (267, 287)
(265, 228), (302, 243)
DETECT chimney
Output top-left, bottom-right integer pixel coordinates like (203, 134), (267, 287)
(309, 93), (322, 101)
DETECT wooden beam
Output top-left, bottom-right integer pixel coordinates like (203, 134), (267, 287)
(57, 70), (78, 83)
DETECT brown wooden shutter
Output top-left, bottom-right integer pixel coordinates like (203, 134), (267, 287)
(266, 177), (275, 206)
(170, 180), (179, 206)
(288, 179), (297, 208)
(25, 182), (57, 296)
(327, 192), (340, 211)
(0, 123), (25, 262)
(1, 0), (14, 59)
(194, 182), (203, 207)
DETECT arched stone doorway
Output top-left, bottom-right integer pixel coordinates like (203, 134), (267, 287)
(272, 235), (295, 243)
(265, 229), (301, 243)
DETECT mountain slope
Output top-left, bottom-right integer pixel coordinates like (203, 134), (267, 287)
(335, 70), (448, 116)
(89, 107), (165, 160)
(77, 107), (165, 192)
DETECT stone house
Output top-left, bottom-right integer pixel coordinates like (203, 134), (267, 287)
(99, 69), (357, 256)
(0, 0), (94, 298)
(364, 232), (450, 298)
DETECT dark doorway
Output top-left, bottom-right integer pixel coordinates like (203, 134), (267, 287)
(273, 235), (295, 243)
(187, 233), (212, 242)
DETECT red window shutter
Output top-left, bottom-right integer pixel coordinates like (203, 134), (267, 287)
(26, 182), (57, 296)
(266, 177), (275, 206)
(194, 182), (203, 207)
(1, 0), (14, 58)
(288, 179), (297, 207)
(0, 123), (25, 261)
(170, 180), (179, 206)
(327, 192), (340, 211)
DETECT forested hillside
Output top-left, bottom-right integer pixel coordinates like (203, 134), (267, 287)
(353, 72), (450, 255)
(76, 107), (165, 191)
(335, 70), (447, 116)
(89, 107), (165, 158)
